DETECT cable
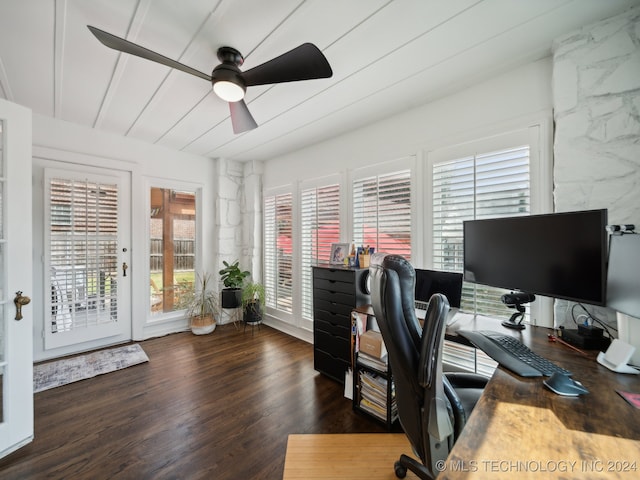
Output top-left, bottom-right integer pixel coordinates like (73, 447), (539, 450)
(571, 302), (617, 339)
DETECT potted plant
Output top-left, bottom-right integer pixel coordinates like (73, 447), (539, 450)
(242, 281), (266, 325)
(183, 273), (218, 335)
(219, 260), (250, 308)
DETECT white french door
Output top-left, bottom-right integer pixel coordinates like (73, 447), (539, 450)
(0, 99), (33, 458)
(44, 167), (131, 350)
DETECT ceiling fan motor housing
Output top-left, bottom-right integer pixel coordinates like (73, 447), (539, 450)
(211, 47), (247, 99)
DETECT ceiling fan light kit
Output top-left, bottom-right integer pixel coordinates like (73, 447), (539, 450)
(211, 46), (247, 102)
(87, 25), (332, 134)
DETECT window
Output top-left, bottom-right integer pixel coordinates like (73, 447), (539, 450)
(301, 183), (341, 320)
(264, 192), (293, 313)
(353, 169), (412, 259)
(432, 145), (531, 318)
(149, 187), (196, 315)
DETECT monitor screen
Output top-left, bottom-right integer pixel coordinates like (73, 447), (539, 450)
(607, 233), (640, 318)
(463, 209), (608, 306)
(415, 268), (463, 308)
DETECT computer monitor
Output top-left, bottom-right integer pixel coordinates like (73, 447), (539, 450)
(463, 209), (608, 306)
(414, 268), (463, 309)
(606, 232), (640, 367)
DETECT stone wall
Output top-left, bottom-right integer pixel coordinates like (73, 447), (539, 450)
(552, 6), (640, 327)
(214, 158), (245, 323)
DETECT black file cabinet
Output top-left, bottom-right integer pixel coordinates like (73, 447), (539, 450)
(312, 266), (370, 383)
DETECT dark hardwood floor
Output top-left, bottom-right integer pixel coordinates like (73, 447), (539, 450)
(0, 324), (389, 479)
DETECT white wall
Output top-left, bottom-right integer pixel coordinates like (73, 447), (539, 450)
(31, 114), (219, 360)
(552, 6), (640, 330)
(264, 58), (552, 189)
(262, 58), (554, 339)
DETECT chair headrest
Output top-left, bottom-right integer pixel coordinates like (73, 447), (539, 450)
(369, 253), (421, 347)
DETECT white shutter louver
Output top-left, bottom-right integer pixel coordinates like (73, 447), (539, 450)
(301, 184), (340, 320)
(433, 145), (530, 319)
(353, 170), (411, 259)
(50, 178), (119, 332)
(264, 192), (293, 313)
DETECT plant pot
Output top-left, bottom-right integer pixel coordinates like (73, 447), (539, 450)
(190, 314), (216, 335)
(221, 288), (242, 308)
(243, 301), (263, 325)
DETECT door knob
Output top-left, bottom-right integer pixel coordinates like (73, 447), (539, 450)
(14, 291), (31, 320)
(123, 262), (128, 277)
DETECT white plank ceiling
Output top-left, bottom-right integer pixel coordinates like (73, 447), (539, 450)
(1, 0), (638, 161)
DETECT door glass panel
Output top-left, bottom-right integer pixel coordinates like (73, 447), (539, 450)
(49, 178), (119, 332)
(150, 188), (196, 315)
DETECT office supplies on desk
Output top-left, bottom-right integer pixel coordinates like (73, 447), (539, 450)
(548, 333), (588, 356)
(459, 330), (572, 377)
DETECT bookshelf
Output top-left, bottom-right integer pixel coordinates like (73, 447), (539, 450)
(351, 306), (398, 430)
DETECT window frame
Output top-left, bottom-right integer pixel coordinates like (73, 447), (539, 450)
(426, 123), (553, 327)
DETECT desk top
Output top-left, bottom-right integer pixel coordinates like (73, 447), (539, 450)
(442, 315), (640, 479)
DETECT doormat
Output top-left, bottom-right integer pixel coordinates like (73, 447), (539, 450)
(34, 344), (149, 393)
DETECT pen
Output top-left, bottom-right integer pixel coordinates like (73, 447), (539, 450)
(548, 334), (588, 356)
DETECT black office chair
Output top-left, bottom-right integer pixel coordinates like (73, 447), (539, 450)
(369, 253), (488, 479)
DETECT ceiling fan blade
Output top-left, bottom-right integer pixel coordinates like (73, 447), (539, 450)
(87, 25), (211, 81)
(242, 43), (332, 87)
(229, 100), (258, 134)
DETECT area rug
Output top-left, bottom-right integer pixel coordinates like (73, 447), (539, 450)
(282, 433), (420, 479)
(34, 344), (149, 393)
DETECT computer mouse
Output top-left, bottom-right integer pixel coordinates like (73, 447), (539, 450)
(543, 372), (589, 396)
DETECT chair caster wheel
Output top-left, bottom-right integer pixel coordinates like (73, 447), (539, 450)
(394, 461), (407, 478)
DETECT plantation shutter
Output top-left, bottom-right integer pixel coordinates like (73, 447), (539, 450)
(49, 178), (119, 332)
(301, 183), (340, 320)
(353, 170), (411, 259)
(432, 145), (531, 318)
(264, 192), (293, 313)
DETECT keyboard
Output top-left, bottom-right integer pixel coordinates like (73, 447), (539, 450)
(458, 330), (572, 377)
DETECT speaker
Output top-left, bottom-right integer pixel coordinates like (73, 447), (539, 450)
(354, 268), (371, 304)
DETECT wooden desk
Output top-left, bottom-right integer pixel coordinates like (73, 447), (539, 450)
(442, 316), (640, 479)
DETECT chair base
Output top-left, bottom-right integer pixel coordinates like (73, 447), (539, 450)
(394, 454), (434, 479)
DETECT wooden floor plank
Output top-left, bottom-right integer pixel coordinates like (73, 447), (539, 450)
(0, 325), (402, 479)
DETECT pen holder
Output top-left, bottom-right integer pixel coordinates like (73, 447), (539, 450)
(358, 254), (370, 268)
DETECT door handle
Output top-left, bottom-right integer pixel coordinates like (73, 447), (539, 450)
(14, 291), (31, 320)
(122, 262), (128, 277)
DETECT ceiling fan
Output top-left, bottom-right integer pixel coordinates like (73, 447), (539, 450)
(87, 25), (333, 134)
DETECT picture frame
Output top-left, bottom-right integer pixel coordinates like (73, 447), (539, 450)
(330, 243), (350, 265)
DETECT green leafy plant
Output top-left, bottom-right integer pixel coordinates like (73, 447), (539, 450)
(242, 281), (266, 313)
(219, 260), (250, 289)
(182, 273), (218, 332)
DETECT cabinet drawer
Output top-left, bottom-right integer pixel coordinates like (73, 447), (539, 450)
(314, 277), (354, 296)
(313, 287), (355, 305)
(313, 267), (354, 283)
(314, 329), (350, 360)
(314, 348), (350, 383)
(314, 298), (353, 317)
(314, 311), (350, 330)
